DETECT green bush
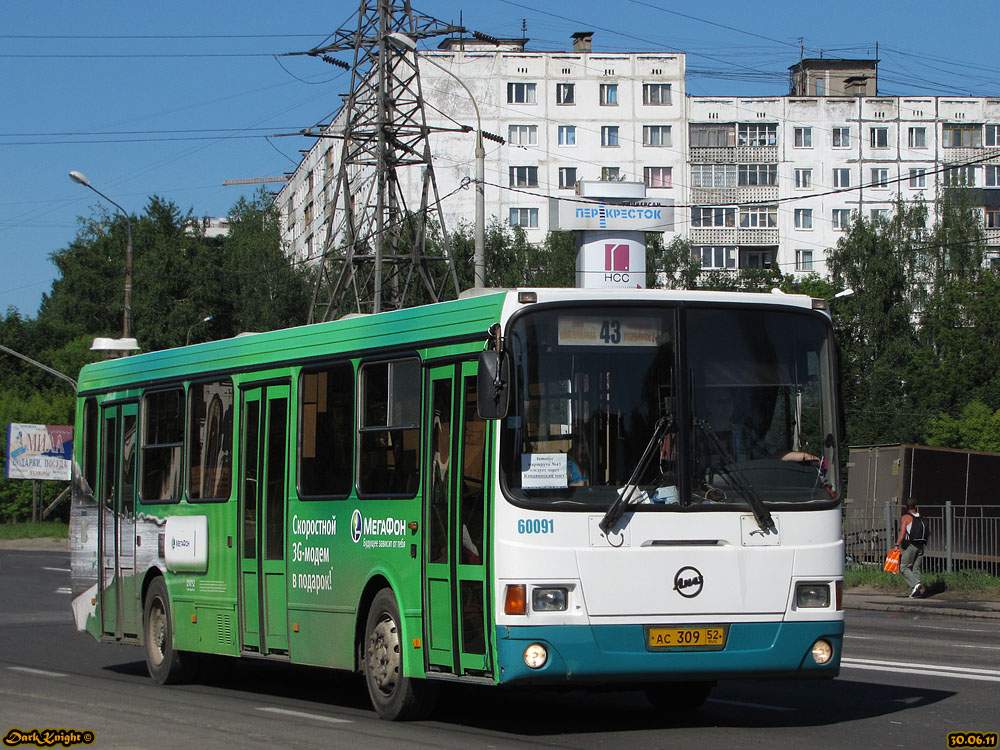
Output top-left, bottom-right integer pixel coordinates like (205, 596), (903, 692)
(0, 521), (68, 540)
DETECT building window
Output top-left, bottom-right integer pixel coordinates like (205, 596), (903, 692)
(599, 83), (618, 106)
(986, 124), (1000, 147)
(141, 388), (184, 502)
(509, 207), (539, 228)
(559, 167), (577, 190)
(870, 127), (889, 148)
(742, 249), (773, 268)
(833, 168), (850, 188)
(943, 166), (976, 186)
(692, 164), (738, 188)
(509, 166), (538, 188)
(986, 209), (1000, 228)
(507, 82), (537, 104)
(359, 359), (420, 496)
(833, 127), (850, 148)
(642, 83), (672, 105)
(738, 123), (777, 147)
(601, 126), (620, 147)
(909, 168), (927, 188)
(793, 127), (812, 148)
(794, 168), (812, 189)
(692, 246), (736, 269)
(691, 207), (736, 228)
(601, 166), (621, 181)
(690, 123), (735, 147)
(644, 167), (672, 188)
(871, 208), (889, 221)
(558, 125), (576, 146)
(643, 125), (672, 147)
(871, 168), (889, 188)
(304, 201), (314, 225)
(795, 249), (814, 271)
(832, 208), (852, 230)
(508, 124), (537, 146)
(740, 205), (777, 228)
(738, 164), (778, 186)
(299, 365), (354, 498)
(943, 123), (982, 148)
(986, 165), (1000, 187)
(556, 82), (575, 105)
(794, 208), (813, 229)
(908, 127), (927, 148)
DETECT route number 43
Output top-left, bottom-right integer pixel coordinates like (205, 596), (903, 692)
(600, 320), (622, 344)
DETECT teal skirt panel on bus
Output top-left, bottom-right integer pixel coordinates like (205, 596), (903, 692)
(494, 621), (843, 685)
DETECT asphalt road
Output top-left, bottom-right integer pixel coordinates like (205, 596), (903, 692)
(1, 547), (998, 749)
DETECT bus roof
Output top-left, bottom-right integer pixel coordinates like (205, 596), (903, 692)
(76, 288), (822, 394)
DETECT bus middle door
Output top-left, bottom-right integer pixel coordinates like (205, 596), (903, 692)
(238, 383), (290, 656)
(424, 362), (492, 678)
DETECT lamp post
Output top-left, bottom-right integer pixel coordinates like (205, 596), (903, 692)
(386, 32), (486, 289)
(69, 170), (134, 339)
(186, 315), (213, 346)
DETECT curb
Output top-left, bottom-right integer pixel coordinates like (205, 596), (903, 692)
(844, 597), (1000, 620)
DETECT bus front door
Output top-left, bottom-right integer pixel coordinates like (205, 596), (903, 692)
(238, 383), (290, 656)
(424, 363), (492, 678)
(98, 401), (138, 639)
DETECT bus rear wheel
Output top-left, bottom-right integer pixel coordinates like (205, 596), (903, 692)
(143, 577), (195, 685)
(362, 588), (437, 721)
(644, 681), (715, 713)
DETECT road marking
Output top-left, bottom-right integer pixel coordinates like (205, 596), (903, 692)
(911, 625), (993, 634)
(708, 698), (796, 712)
(256, 707), (351, 724)
(43, 567), (70, 573)
(953, 644), (1000, 651)
(842, 657), (1000, 683)
(9, 666), (68, 678)
(55, 587), (72, 595)
(843, 635), (875, 640)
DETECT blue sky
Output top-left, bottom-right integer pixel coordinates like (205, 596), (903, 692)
(2, 0), (998, 318)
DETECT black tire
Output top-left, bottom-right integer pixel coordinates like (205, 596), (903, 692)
(143, 577), (196, 685)
(644, 681), (715, 712)
(362, 588), (438, 721)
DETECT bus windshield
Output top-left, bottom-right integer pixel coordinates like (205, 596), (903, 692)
(499, 304), (838, 510)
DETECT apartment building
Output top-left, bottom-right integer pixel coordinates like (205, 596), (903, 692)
(278, 39), (1000, 278)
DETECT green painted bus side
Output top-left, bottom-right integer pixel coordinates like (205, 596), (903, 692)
(71, 292), (508, 689)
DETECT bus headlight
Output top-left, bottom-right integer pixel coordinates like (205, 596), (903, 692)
(523, 643), (548, 669)
(811, 639), (833, 665)
(796, 583), (831, 608)
(531, 587), (568, 612)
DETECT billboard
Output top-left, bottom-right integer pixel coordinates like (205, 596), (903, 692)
(575, 232), (647, 289)
(6, 423), (73, 481)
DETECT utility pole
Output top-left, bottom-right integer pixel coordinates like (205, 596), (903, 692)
(292, 0), (465, 322)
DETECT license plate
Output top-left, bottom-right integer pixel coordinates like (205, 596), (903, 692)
(646, 625), (728, 651)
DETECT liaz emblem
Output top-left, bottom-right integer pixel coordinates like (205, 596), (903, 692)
(673, 566), (704, 598)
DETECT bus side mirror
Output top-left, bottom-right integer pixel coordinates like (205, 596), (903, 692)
(477, 349), (510, 420)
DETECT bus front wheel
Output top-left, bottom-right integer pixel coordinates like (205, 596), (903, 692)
(362, 588), (437, 720)
(143, 577), (195, 685)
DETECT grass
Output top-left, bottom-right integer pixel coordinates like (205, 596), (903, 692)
(846, 564), (1000, 595)
(0, 521), (69, 540)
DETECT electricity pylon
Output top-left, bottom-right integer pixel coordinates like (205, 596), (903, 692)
(298, 0), (466, 322)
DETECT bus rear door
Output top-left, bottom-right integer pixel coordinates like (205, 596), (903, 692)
(424, 362), (492, 678)
(238, 382), (290, 656)
(98, 401), (138, 639)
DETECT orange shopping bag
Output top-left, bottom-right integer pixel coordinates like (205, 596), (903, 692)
(883, 548), (900, 574)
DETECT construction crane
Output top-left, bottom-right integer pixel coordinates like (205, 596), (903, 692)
(286, 0), (467, 322)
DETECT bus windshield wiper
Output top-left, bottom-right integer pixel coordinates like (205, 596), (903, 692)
(694, 419), (774, 531)
(599, 415), (672, 535)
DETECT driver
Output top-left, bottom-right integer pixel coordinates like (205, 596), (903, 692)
(701, 387), (817, 470)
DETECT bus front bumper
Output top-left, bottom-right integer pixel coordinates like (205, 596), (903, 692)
(495, 620), (843, 685)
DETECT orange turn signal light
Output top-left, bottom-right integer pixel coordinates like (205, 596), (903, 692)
(504, 584), (526, 615)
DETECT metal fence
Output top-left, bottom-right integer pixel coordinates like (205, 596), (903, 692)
(845, 502), (1000, 575)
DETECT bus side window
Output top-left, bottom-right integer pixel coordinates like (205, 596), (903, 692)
(299, 364), (354, 498)
(188, 380), (235, 501)
(141, 388), (184, 502)
(358, 359), (420, 496)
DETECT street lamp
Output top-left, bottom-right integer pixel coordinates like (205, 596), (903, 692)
(186, 315), (213, 346)
(386, 32), (487, 289)
(69, 170), (134, 339)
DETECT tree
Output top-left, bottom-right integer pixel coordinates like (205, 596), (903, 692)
(925, 401), (1000, 453)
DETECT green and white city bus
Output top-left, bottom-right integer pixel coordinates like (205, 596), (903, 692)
(70, 288), (844, 720)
